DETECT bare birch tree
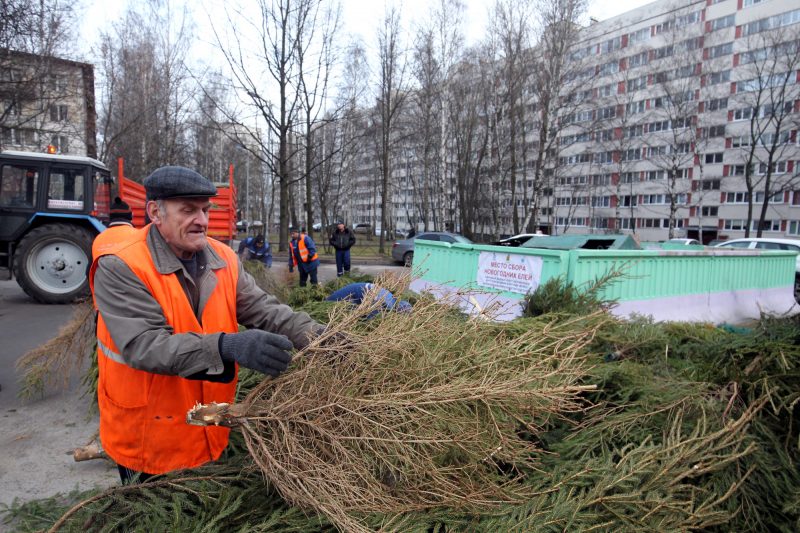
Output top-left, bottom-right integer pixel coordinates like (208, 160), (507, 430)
(212, 0), (325, 251)
(375, 7), (408, 253)
(732, 26), (800, 237)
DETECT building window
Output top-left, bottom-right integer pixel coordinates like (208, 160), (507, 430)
(788, 220), (800, 235)
(654, 45), (674, 60)
(705, 153), (724, 164)
(625, 125), (643, 138)
(627, 76), (647, 92)
(642, 194), (667, 205)
(701, 179), (721, 190)
(706, 70), (730, 85)
(724, 219), (747, 230)
(742, 9), (800, 36)
(50, 135), (69, 153)
(754, 191), (784, 204)
(731, 136), (752, 148)
(49, 104), (68, 122)
(646, 170), (665, 181)
(708, 42), (733, 59)
(621, 172), (638, 183)
(592, 196), (611, 207)
(628, 27), (650, 44)
(701, 206), (719, 217)
(707, 125), (726, 138)
(758, 161), (788, 174)
(752, 220), (781, 232)
(597, 105), (616, 119)
(710, 14), (735, 31)
(629, 51), (649, 69)
(627, 100), (646, 115)
(724, 192), (750, 204)
(621, 148), (641, 161)
(705, 97), (728, 112)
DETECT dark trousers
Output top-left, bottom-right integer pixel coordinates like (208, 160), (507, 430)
(118, 464), (153, 484)
(335, 249), (351, 276)
(299, 267), (318, 287)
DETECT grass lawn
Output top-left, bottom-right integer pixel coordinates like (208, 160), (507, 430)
(240, 231), (394, 260)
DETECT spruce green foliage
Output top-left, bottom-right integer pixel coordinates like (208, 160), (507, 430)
(6, 275), (800, 532)
(523, 269), (623, 317)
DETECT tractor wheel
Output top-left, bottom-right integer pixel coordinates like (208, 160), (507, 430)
(13, 224), (94, 304)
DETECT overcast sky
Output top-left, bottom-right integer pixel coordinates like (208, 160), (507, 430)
(79, 0), (656, 61)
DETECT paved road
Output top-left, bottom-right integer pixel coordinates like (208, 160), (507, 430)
(0, 278), (78, 405)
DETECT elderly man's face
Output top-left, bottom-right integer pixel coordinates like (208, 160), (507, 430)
(148, 197), (211, 259)
(337, 223), (345, 231)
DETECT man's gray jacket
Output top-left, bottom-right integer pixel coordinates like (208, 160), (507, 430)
(93, 225), (318, 378)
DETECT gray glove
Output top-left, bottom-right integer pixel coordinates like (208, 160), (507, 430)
(220, 329), (293, 377)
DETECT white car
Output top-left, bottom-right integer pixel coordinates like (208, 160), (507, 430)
(668, 238), (701, 245)
(493, 233), (544, 247)
(714, 238), (800, 297)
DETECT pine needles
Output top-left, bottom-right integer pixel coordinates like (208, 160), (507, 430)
(15, 300), (96, 399)
(237, 295), (605, 532)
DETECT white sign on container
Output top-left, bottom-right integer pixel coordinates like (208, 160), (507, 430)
(476, 251), (543, 294)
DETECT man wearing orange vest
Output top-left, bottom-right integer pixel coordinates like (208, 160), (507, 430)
(288, 227), (320, 286)
(90, 166), (321, 483)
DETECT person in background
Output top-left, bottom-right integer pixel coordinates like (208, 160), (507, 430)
(406, 227), (416, 239)
(90, 166), (322, 484)
(238, 234), (272, 267)
(329, 221), (356, 277)
(91, 197), (136, 264)
(288, 227), (320, 287)
(326, 282), (412, 316)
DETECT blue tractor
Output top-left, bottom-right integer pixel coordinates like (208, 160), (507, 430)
(0, 151), (112, 303)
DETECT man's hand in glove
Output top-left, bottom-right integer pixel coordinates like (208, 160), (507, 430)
(220, 329), (293, 377)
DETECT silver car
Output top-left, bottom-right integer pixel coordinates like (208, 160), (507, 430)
(391, 232), (473, 266)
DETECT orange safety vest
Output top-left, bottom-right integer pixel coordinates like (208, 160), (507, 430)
(89, 227), (239, 474)
(289, 234), (318, 266)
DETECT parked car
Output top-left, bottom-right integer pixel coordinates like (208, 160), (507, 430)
(492, 233), (541, 247)
(391, 232), (473, 266)
(668, 238), (701, 245)
(714, 238), (800, 298)
(353, 223), (372, 234)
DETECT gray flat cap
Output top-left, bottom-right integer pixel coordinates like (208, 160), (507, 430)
(144, 166), (217, 201)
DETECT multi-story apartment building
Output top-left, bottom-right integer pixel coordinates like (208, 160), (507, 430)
(549, 0), (800, 242)
(0, 50), (97, 158)
(327, 0), (799, 243)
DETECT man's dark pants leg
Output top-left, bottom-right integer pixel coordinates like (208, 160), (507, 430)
(309, 267), (318, 285)
(335, 249), (345, 276)
(342, 249), (351, 274)
(299, 268), (309, 287)
(118, 464), (153, 484)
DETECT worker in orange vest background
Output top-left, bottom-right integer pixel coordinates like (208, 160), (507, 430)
(91, 197), (137, 259)
(288, 227), (320, 286)
(90, 166), (322, 484)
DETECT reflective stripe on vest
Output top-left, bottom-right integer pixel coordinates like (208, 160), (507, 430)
(97, 338), (125, 365)
(89, 227), (239, 475)
(289, 234), (318, 266)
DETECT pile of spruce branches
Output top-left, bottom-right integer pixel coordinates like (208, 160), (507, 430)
(5, 274), (800, 532)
